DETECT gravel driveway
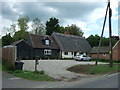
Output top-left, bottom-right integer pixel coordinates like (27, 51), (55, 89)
(22, 60), (107, 81)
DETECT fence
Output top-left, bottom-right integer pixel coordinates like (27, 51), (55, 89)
(2, 46), (16, 66)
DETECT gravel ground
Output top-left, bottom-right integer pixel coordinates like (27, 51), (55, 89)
(22, 60), (108, 81)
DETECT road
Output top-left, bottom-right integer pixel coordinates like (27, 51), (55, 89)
(51, 73), (119, 88)
(2, 71), (119, 88)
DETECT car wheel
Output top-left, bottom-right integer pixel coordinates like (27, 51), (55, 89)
(81, 59), (83, 61)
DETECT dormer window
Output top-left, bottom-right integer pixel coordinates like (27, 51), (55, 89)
(45, 40), (50, 45)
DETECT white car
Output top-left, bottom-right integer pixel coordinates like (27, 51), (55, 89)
(74, 54), (91, 61)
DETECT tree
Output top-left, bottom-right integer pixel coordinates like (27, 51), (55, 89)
(18, 16), (29, 31)
(87, 35), (100, 48)
(31, 18), (46, 35)
(10, 23), (16, 34)
(87, 34), (117, 48)
(2, 23), (16, 36)
(13, 30), (29, 41)
(59, 26), (65, 34)
(46, 17), (60, 35)
(65, 24), (84, 36)
(2, 33), (13, 46)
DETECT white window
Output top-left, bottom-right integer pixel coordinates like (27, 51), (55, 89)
(103, 53), (106, 56)
(44, 49), (51, 55)
(64, 52), (68, 55)
(45, 40), (50, 45)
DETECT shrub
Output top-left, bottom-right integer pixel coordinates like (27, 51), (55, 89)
(2, 59), (15, 71)
(40, 70), (45, 75)
(51, 54), (60, 59)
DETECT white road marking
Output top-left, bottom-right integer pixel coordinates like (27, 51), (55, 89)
(8, 78), (21, 80)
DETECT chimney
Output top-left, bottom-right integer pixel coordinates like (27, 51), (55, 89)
(64, 31), (70, 35)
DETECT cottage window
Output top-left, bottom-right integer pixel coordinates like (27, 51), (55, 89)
(45, 40), (50, 45)
(44, 49), (51, 55)
(64, 52), (68, 55)
(103, 53), (106, 56)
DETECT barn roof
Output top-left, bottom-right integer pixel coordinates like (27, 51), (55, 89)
(11, 39), (30, 46)
(29, 34), (59, 49)
(90, 46), (110, 54)
(52, 32), (92, 52)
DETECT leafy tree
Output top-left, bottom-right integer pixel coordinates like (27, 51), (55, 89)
(59, 26), (65, 34)
(87, 35), (117, 48)
(65, 24), (84, 36)
(87, 35), (100, 48)
(2, 33), (13, 46)
(18, 16), (29, 31)
(31, 18), (46, 35)
(13, 30), (29, 41)
(46, 17), (60, 35)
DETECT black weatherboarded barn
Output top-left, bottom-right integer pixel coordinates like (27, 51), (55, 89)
(28, 34), (60, 59)
(11, 39), (32, 59)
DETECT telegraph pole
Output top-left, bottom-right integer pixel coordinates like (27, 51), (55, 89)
(95, 3), (109, 65)
(108, 0), (113, 67)
(95, 0), (113, 67)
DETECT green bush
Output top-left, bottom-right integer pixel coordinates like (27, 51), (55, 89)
(40, 70), (45, 74)
(2, 59), (15, 71)
(51, 54), (60, 59)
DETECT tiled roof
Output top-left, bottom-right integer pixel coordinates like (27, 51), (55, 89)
(29, 34), (59, 49)
(91, 46), (110, 53)
(52, 32), (92, 52)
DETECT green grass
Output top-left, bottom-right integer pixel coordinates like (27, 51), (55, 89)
(9, 70), (56, 81)
(0, 63), (2, 70)
(2, 59), (56, 81)
(67, 64), (120, 75)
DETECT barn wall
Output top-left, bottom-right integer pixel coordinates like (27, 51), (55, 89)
(16, 41), (31, 59)
(34, 48), (60, 59)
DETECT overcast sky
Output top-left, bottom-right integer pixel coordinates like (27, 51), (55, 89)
(0, 0), (119, 38)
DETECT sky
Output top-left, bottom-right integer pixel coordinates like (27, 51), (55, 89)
(0, 0), (119, 38)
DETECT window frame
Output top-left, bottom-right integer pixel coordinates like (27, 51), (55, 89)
(102, 53), (106, 56)
(64, 52), (68, 55)
(44, 49), (52, 55)
(45, 39), (50, 45)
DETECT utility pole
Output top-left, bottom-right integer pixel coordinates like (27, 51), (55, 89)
(95, 0), (113, 67)
(108, 0), (113, 67)
(95, 2), (109, 65)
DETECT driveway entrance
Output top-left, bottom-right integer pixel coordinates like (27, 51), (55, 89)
(22, 60), (107, 81)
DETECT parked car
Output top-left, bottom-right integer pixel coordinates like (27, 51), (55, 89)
(74, 54), (91, 61)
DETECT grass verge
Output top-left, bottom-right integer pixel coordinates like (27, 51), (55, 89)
(8, 70), (55, 81)
(67, 64), (120, 75)
(2, 59), (56, 81)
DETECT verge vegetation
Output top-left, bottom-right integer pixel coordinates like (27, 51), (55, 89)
(67, 64), (120, 75)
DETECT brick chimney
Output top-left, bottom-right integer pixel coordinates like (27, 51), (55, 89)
(64, 31), (70, 35)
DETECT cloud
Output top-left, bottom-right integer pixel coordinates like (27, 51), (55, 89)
(1, 1), (119, 38)
(2, 3), (21, 21)
(2, 2), (105, 22)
